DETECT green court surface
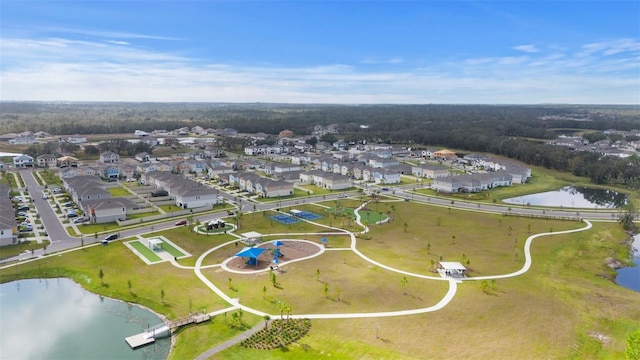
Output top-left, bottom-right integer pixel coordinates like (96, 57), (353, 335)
(160, 241), (187, 258)
(129, 241), (162, 263)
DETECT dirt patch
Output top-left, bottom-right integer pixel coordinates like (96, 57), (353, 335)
(226, 241), (321, 272)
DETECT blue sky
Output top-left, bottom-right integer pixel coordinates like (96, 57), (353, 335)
(1, 1), (639, 104)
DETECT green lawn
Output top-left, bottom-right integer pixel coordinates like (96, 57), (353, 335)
(1, 191), (639, 359)
(129, 240), (163, 262)
(107, 187), (131, 197)
(76, 222), (121, 235)
(0, 240), (49, 259)
(38, 170), (62, 186)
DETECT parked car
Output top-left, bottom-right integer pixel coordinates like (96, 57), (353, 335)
(175, 219), (188, 226)
(63, 203), (74, 208)
(73, 217), (85, 224)
(52, 188), (62, 194)
(381, 187), (389, 191)
(17, 205), (30, 211)
(17, 211), (27, 217)
(103, 234), (118, 242)
(67, 213), (78, 218)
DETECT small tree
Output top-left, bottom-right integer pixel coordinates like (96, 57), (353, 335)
(401, 276), (408, 295)
(427, 243), (431, 254)
(127, 279), (132, 293)
(323, 283), (329, 298)
(316, 268), (321, 281)
(270, 270), (277, 287)
(262, 285), (267, 300)
(403, 222), (408, 233)
(480, 280), (489, 294)
(227, 277), (233, 289)
(336, 286), (342, 302)
(263, 315), (271, 329)
(160, 289), (165, 303)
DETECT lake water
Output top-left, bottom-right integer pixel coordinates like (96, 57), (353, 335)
(617, 234), (640, 293)
(503, 186), (627, 209)
(0, 278), (170, 360)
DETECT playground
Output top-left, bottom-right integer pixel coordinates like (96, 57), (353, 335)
(223, 240), (323, 272)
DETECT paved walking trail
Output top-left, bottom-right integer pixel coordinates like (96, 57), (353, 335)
(189, 202), (594, 358)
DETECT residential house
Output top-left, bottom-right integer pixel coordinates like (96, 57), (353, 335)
(13, 154), (34, 168)
(9, 136), (36, 145)
(319, 173), (353, 190)
(370, 158), (399, 168)
(57, 156), (79, 168)
(83, 198), (137, 224)
(174, 185), (218, 209)
(66, 135), (87, 144)
(373, 169), (401, 184)
(412, 163), (450, 179)
(135, 152), (151, 162)
(0, 183), (18, 246)
(278, 129), (294, 138)
(100, 151), (120, 164)
(119, 164), (136, 180)
(37, 154), (57, 168)
(264, 162), (301, 175)
(257, 179), (294, 198)
(434, 149), (457, 160)
(100, 165), (120, 179)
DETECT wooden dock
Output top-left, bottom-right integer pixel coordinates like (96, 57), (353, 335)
(125, 310), (211, 348)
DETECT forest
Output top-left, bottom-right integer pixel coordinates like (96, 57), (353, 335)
(1, 102), (639, 189)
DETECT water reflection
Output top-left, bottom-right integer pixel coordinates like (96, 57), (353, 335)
(503, 186), (627, 209)
(0, 278), (169, 360)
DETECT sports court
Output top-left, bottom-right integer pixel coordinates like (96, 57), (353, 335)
(290, 209), (322, 220)
(271, 213), (299, 224)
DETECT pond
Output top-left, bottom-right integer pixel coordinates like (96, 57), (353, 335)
(617, 234), (640, 293)
(0, 278), (170, 360)
(503, 186), (627, 209)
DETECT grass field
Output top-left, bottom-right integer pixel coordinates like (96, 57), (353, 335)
(107, 187), (131, 197)
(1, 190), (638, 359)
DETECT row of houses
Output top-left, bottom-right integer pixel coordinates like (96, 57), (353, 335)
(62, 176), (140, 224)
(0, 183), (19, 246)
(432, 171), (515, 193)
(140, 172), (218, 209)
(218, 173), (294, 198)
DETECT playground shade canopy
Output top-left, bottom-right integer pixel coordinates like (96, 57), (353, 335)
(235, 247), (266, 259)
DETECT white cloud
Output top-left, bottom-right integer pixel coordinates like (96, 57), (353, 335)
(105, 40), (130, 45)
(513, 44), (540, 53)
(361, 57), (404, 64)
(1, 36), (638, 104)
(44, 26), (180, 41)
